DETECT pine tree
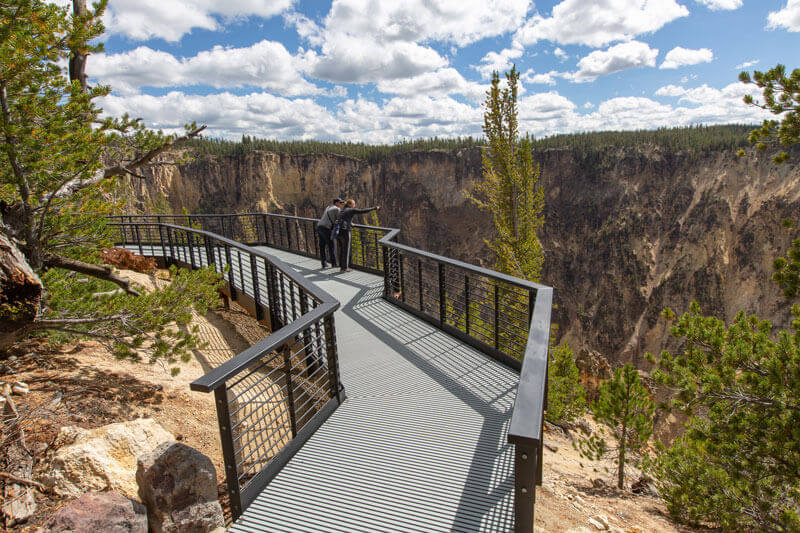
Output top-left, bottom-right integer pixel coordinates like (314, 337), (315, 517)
(739, 64), (800, 163)
(546, 343), (586, 423)
(467, 66), (545, 282)
(576, 363), (654, 489)
(0, 0), (217, 367)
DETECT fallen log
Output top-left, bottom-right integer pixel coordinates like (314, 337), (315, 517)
(0, 222), (42, 354)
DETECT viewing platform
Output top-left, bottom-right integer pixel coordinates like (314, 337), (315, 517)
(112, 213), (552, 533)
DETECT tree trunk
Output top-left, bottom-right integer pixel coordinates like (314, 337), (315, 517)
(0, 224), (41, 355)
(68, 0), (88, 92)
(617, 424), (627, 490)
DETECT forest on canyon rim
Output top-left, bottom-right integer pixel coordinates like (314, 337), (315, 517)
(131, 125), (800, 369)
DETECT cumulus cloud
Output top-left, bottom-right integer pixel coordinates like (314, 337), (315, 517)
(298, 0), (530, 84)
(515, 0), (689, 48)
(553, 48), (568, 61)
(695, 0), (742, 10)
(735, 59), (759, 70)
(572, 41), (658, 82)
(90, 41), (320, 96)
(767, 0), (800, 32)
(521, 69), (561, 85)
(375, 69), (484, 101)
(103, 0), (294, 42)
(474, 46), (524, 79)
(659, 47), (713, 69)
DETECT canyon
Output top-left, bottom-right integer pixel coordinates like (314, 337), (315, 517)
(132, 144), (800, 368)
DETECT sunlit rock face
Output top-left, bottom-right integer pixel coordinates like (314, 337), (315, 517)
(132, 145), (800, 368)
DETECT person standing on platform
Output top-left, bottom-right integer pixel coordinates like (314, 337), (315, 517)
(316, 197), (343, 268)
(336, 199), (380, 272)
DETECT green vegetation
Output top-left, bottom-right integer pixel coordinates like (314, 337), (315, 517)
(546, 343), (586, 423)
(0, 0), (218, 367)
(529, 124), (754, 153)
(740, 64), (800, 163)
(575, 363), (654, 490)
(184, 135), (482, 162)
(651, 301), (800, 531)
(185, 124), (757, 162)
(467, 66), (545, 282)
(649, 64), (800, 532)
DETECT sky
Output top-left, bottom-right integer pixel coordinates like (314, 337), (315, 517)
(52, 0), (800, 143)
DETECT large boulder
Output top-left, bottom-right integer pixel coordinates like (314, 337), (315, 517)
(38, 491), (147, 533)
(43, 418), (174, 498)
(136, 442), (224, 533)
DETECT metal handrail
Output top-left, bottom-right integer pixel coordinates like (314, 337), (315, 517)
(111, 212), (553, 532)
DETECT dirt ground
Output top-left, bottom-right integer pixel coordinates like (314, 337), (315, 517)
(0, 270), (270, 531)
(1, 270), (703, 533)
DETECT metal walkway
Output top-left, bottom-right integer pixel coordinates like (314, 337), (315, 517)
(232, 247), (518, 533)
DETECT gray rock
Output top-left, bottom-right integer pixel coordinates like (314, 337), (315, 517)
(38, 491), (147, 533)
(136, 442), (224, 533)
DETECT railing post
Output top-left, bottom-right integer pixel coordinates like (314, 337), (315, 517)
(188, 231), (197, 269)
(494, 284), (500, 351)
(399, 251), (405, 302)
(158, 222), (167, 259)
(374, 232), (379, 269)
(285, 218), (292, 250)
(382, 245), (390, 298)
(205, 235), (215, 269)
(514, 440), (539, 533)
(465, 274), (470, 335)
(300, 293), (316, 378)
(283, 347), (298, 438)
(225, 244), (237, 299)
(134, 224), (144, 256)
(166, 226), (175, 266)
(323, 314), (344, 404)
(266, 264), (280, 330)
(250, 255), (264, 321)
(214, 386), (243, 520)
(418, 259), (424, 311)
(438, 263), (446, 326)
(262, 213), (269, 246)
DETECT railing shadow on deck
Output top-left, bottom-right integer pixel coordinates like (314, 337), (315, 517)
(282, 253), (517, 531)
(110, 212), (553, 532)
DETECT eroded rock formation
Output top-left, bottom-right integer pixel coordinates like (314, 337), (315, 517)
(131, 146), (800, 367)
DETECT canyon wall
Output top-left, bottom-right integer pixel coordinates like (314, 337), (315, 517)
(133, 145), (800, 367)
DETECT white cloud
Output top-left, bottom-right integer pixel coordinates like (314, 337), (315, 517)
(303, 38), (446, 83)
(474, 46), (524, 79)
(375, 68), (484, 101)
(103, 0), (294, 42)
(654, 84), (687, 97)
(521, 69), (561, 85)
(553, 47), (568, 61)
(90, 41), (320, 96)
(515, 0), (689, 48)
(735, 59), (759, 70)
(300, 0), (530, 84)
(659, 47), (713, 69)
(99, 91), (339, 139)
(767, 0), (800, 32)
(572, 41), (658, 82)
(695, 0), (742, 10)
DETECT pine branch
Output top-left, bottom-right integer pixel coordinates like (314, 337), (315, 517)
(42, 253), (140, 296)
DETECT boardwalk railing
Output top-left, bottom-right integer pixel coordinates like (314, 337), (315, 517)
(109, 221), (344, 520)
(111, 213), (553, 532)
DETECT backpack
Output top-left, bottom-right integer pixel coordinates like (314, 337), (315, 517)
(330, 214), (342, 240)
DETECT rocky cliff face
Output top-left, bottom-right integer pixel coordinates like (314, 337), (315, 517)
(133, 146), (800, 367)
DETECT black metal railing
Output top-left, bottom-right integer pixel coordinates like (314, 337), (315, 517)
(111, 212), (552, 532)
(108, 221), (344, 519)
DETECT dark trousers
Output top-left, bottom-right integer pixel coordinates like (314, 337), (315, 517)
(336, 231), (351, 270)
(317, 226), (336, 267)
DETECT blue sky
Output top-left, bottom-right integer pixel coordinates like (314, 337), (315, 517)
(56, 0), (800, 142)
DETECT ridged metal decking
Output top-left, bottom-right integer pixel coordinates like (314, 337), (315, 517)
(231, 247), (519, 533)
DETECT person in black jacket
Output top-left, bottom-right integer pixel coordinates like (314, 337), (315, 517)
(316, 197), (343, 268)
(336, 199), (380, 272)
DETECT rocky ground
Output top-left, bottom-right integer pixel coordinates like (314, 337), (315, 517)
(1, 269), (703, 532)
